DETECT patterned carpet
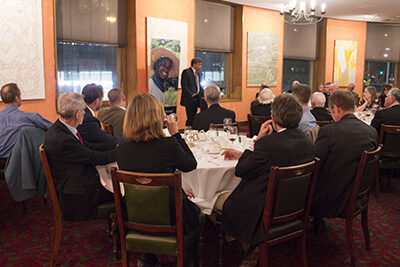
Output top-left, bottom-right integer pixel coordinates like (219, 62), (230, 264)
(0, 178), (399, 266)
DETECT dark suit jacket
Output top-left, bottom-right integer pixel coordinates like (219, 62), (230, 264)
(311, 114), (378, 218)
(115, 133), (199, 233)
(251, 103), (272, 117)
(44, 119), (115, 220)
(371, 105), (400, 134)
(180, 67), (203, 107)
(97, 106), (126, 137)
(311, 107), (333, 122)
(78, 107), (123, 146)
(192, 104), (236, 131)
(222, 128), (314, 244)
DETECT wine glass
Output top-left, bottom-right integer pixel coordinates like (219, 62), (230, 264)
(228, 126), (238, 145)
(223, 118), (232, 132)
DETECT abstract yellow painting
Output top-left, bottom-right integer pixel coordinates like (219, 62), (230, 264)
(333, 40), (357, 86)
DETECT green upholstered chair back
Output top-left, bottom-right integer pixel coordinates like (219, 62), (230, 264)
(379, 125), (400, 157)
(247, 114), (269, 138)
(124, 184), (172, 226)
(346, 145), (382, 217)
(262, 159), (319, 242)
(271, 174), (312, 219)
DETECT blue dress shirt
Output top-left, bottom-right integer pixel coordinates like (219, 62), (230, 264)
(0, 105), (52, 158)
(298, 107), (316, 132)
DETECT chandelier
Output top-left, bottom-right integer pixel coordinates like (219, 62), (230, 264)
(280, 1), (326, 25)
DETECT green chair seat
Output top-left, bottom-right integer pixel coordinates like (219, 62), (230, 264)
(268, 219), (303, 241)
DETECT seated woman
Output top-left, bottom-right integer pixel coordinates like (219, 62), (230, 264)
(115, 93), (199, 266)
(356, 86), (380, 114)
(250, 88), (275, 117)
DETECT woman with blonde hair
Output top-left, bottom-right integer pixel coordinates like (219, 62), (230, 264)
(251, 88), (275, 117)
(115, 93), (199, 266)
(356, 86), (380, 114)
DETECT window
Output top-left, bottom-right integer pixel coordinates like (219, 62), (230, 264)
(364, 61), (396, 93)
(57, 42), (119, 100)
(195, 51), (229, 94)
(282, 59), (312, 92)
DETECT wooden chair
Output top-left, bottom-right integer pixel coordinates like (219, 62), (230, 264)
(111, 168), (202, 267)
(258, 159), (320, 267)
(247, 114), (269, 137)
(337, 145), (382, 266)
(39, 144), (62, 267)
(101, 123), (114, 136)
(316, 120), (332, 127)
(39, 145), (119, 266)
(377, 124), (400, 195)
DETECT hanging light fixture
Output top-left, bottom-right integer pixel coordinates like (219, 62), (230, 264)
(280, 0), (326, 25)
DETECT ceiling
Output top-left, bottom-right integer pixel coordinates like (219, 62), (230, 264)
(225, 0), (400, 24)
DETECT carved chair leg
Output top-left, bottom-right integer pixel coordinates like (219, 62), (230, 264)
(109, 213), (121, 260)
(345, 218), (356, 266)
(258, 242), (268, 267)
(298, 235), (307, 267)
(361, 209), (371, 250)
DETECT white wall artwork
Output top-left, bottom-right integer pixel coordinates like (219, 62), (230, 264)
(247, 32), (279, 87)
(0, 0), (45, 100)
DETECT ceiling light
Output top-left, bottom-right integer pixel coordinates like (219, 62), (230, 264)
(383, 53), (388, 58)
(280, 1), (326, 25)
(106, 16), (116, 23)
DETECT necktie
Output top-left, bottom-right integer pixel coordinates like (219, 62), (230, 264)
(76, 131), (83, 144)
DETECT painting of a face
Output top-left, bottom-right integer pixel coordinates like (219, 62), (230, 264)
(158, 60), (172, 80)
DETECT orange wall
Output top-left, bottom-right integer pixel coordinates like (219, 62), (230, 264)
(0, 0), (58, 122)
(325, 19), (366, 96)
(135, 0), (195, 129)
(221, 6), (284, 122)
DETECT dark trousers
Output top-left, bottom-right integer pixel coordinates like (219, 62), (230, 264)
(185, 104), (198, 126)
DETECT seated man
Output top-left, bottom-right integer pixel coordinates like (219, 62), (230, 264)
(77, 83), (124, 145)
(97, 88), (126, 137)
(0, 83), (52, 158)
(192, 85), (235, 131)
(311, 92), (332, 121)
(311, 90), (378, 229)
(347, 83), (359, 106)
(44, 92), (116, 221)
(292, 83), (316, 132)
(371, 87), (400, 134)
(250, 88), (274, 117)
(221, 94), (314, 246)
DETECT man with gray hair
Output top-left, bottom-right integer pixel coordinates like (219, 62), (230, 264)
(44, 92), (115, 221)
(347, 83), (359, 106)
(310, 92), (332, 121)
(192, 85), (235, 131)
(292, 83), (316, 132)
(97, 88), (126, 137)
(371, 87), (400, 134)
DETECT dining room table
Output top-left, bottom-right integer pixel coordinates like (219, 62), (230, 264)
(96, 130), (253, 215)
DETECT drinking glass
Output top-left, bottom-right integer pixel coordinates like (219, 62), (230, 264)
(228, 126), (238, 145)
(223, 118), (232, 132)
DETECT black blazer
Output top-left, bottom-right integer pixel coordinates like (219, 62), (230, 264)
(180, 67), (203, 107)
(311, 114), (378, 218)
(192, 104), (236, 131)
(77, 107), (123, 146)
(371, 105), (400, 134)
(311, 107), (332, 122)
(115, 133), (199, 233)
(251, 103), (272, 117)
(222, 128), (314, 244)
(44, 119), (115, 220)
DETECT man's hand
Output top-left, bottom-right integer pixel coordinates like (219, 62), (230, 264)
(191, 93), (197, 97)
(221, 148), (243, 160)
(255, 119), (273, 141)
(166, 115), (179, 136)
(184, 189), (195, 199)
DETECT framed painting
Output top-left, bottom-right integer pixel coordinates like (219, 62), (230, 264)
(333, 40), (357, 87)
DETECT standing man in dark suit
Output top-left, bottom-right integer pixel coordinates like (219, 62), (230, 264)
(311, 90), (378, 230)
(192, 85), (236, 131)
(371, 87), (400, 134)
(78, 83), (123, 146)
(180, 58), (203, 126)
(44, 92), (115, 220)
(220, 94), (314, 246)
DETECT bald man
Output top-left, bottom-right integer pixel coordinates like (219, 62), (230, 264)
(311, 92), (332, 121)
